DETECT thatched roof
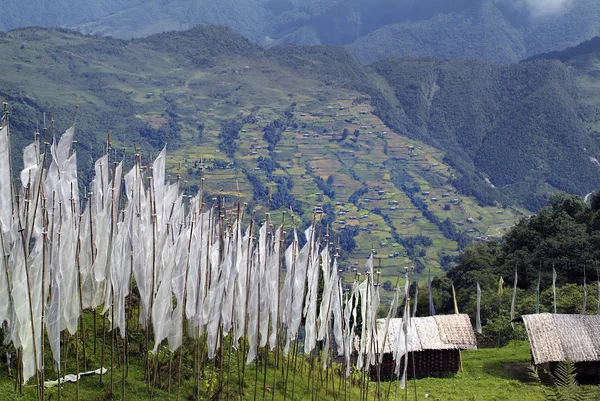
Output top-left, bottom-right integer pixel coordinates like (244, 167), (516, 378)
(415, 316), (457, 350)
(434, 314), (478, 350)
(362, 314), (477, 354)
(521, 314), (600, 364)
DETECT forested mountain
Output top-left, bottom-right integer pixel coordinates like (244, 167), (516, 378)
(3, 0), (600, 64)
(368, 54), (600, 210)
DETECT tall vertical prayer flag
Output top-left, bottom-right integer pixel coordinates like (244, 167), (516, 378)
(535, 269), (541, 314)
(597, 271), (600, 315)
(553, 267), (557, 314)
(428, 271), (435, 316)
(476, 282), (482, 334)
(582, 268), (587, 315)
(451, 282), (458, 314)
(412, 283), (418, 317)
(510, 269), (518, 329)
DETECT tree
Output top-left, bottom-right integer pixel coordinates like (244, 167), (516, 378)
(218, 119), (242, 158)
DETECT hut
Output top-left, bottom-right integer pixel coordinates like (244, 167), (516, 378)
(367, 314), (477, 380)
(520, 313), (600, 381)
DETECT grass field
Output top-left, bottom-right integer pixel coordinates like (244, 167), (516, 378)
(0, 340), (571, 401)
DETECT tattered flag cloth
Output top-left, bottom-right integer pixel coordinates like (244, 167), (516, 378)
(510, 269), (518, 329)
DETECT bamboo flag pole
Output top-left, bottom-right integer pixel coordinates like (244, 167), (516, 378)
(46, 195), (61, 401)
(100, 153), (116, 388)
(71, 187), (82, 401)
(0, 223), (17, 393)
(76, 202), (87, 371)
(254, 220), (262, 401)
(111, 287), (115, 398)
(4, 103), (17, 234)
(87, 186), (97, 357)
(177, 216), (195, 401)
(39, 197), (49, 401)
(35, 121), (49, 401)
(241, 216), (255, 388)
(597, 261), (600, 315)
(270, 213), (285, 401)
(198, 201), (215, 401)
(261, 217), (272, 401)
(7, 103), (41, 401)
(122, 334), (126, 401)
(17, 203), (42, 401)
(25, 126), (48, 401)
(58, 203), (72, 396)
(146, 170), (156, 393)
(194, 184), (206, 401)
(362, 256), (372, 401)
(284, 212), (298, 401)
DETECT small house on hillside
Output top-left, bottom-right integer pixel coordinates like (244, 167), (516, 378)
(520, 313), (600, 381)
(365, 314), (477, 380)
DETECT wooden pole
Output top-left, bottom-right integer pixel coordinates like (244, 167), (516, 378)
(177, 216), (195, 401)
(17, 210), (42, 401)
(271, 215), (285, 401)
(0, 223), (17, 394)
(40, 197), (48, 401)
(111, 289), (115, 398)
(76, 202), (87, 371)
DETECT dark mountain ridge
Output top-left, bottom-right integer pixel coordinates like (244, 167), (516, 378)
(3, 0), (600, 64)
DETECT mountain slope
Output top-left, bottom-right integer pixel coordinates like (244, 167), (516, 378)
(5, 0), (600, 64)
(0, 26), (528, 280)
(346, 2), (526, 64)
(368, 53), (600, 210)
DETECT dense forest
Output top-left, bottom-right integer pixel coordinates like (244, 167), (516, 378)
(425, 192), (600, 346)
(369, 55), (600, 210)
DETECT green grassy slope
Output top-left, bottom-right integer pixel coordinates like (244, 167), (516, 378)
(0, 339), (560, 401)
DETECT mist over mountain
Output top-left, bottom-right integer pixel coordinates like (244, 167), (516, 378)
(3, 0), (600, 63)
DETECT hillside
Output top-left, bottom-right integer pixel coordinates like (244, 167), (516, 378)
(368, 53), (600, 211)
(5, 26), (600, 281)
(0, 26), (529, 286)
(4, 0), (600, 64)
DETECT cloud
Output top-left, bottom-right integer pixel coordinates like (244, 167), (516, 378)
(523, 0), (573, 17)
(498, 0), (573, 18)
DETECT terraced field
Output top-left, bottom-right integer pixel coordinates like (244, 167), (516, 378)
(161, 78), (525, 286)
